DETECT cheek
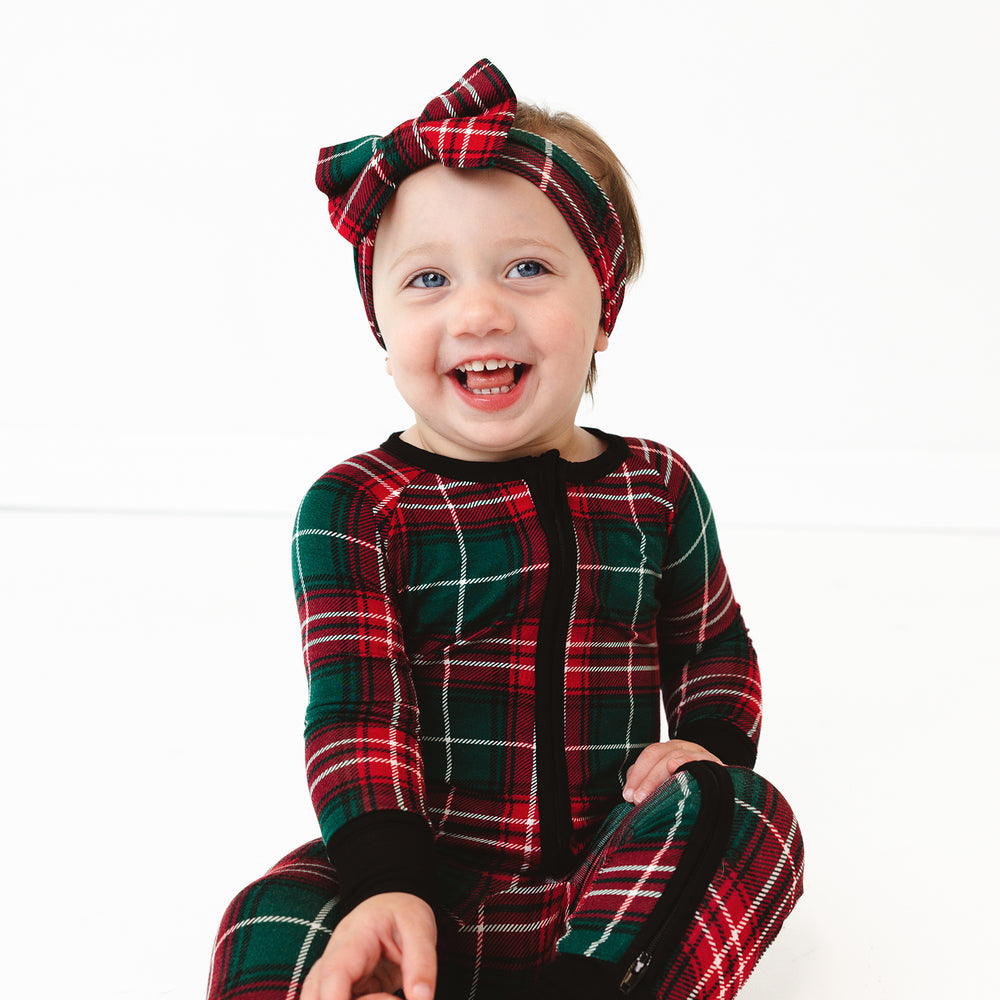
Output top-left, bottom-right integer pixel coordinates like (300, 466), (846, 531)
(567, 274), (604, 337)
(383, 331), (436, 382)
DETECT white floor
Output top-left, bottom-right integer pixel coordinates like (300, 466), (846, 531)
(2, 508), (997, 998)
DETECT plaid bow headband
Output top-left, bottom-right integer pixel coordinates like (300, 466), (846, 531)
(315, 58), (627, 346)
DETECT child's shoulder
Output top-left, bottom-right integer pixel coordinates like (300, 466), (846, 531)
(296, 437), (425, 523)
(616, 435), (717, 525)
(616, 434), (696, 484)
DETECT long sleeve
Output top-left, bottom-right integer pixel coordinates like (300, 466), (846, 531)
(656, 456), (762, 769)
(293, 467), (434, 910)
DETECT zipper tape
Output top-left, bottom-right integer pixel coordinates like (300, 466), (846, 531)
(617, 760), (735, 996)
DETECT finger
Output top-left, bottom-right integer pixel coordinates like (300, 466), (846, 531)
(316, 966), (357, 1000)
(631, 757), (677, 802)
(304, 939), (380, 1000)
(397, 915), (437, 1000)
(357, 957), (407, 998)
(632, 752), (696, 802)
(634, 749), (727, 802)
(301, 964), (318, 1000)
(623, 745), (666, 800)
(624, 744), (676, 798)
(301, 958), (344, 1000)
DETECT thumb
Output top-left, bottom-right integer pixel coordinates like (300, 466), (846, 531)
(397, 913), (437, 1000)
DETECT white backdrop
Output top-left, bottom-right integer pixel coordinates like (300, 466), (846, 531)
(3, 0), (997, 529)
(2, 2), (998, 998)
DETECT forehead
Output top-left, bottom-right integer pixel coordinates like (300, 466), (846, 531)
(374, 163), (581, 256)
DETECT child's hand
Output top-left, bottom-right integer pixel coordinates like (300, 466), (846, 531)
(623, 740), (724, 804)
(301, 891), (436, 1000)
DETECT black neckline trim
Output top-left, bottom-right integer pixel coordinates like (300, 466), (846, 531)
(379, 428), (631, 484)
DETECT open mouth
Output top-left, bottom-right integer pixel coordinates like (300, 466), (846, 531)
(453, 359), (528, 395)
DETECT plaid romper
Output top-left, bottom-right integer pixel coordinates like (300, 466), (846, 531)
(207, 431), (804, 999)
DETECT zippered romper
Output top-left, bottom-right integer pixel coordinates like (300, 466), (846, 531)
(207, 431), (804, 999)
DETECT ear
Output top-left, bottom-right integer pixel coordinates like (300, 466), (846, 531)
(385, 355), (393, 376)
(593, 328), (610, 354)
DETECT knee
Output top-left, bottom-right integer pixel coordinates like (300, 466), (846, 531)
(207, 841), (340, 999)
(728, 767), (805, 888)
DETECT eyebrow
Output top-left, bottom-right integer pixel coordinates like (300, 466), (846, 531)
(389, 236), (570, 273)
(389, 241), (450, 273)
(500, 236), (569, 259)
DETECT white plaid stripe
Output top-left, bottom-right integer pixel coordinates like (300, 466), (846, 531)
(333, 151), (389, 229)
(207, 906), (335, 999)
(287, 898), (338, 1000)
(539, 138), (554, 192)
(681, 804), (803, 1000)
(627, 465), (650, 780)
(317, 135), (376, 167)
(593, 863), (679, 875)
(688, 891), (743, 999)
(469, 899), (486, 1000)
(307, 732), (413, 800)
(437, 477), (469, 783)
(437, 90), (456, 116)
(581, 770), (693, 957)
(404, 563), (549, 593)
(457, 70), (488, 111)
(393, 485), (533, 510)
(659, 579), (734, 626)
(412, 118), (433, 160)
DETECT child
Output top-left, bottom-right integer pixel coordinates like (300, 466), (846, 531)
(207, 59), (804, 1000)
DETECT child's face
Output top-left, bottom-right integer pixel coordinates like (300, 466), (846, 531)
(372, 164), (608, 462)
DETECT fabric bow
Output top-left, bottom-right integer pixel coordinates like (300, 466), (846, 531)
(316, 58), (516, 245)
(315, 57), (629, 345)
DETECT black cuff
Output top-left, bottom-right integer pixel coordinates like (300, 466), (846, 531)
(528, 953), (621, 999)
(675, 718), (757, 769)
(325, 810), (436, 914)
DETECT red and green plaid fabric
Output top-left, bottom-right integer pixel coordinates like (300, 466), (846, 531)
(293, 431), (762, 903)
(207, 766), (803, 999)
(206, 431), (802, 999)
(207, 841), (338, 1000)
(558, 765), (804, 998)
(648, 767), (805, 999)
(316, 58), (515, 246)
(315, 58), (628, 344)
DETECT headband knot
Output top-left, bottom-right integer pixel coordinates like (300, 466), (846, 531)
(317, 59), (516, 245)
(316, 58), (628, 345)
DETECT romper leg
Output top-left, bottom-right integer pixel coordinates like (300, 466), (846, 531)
(551, 763), (804, 1000)
(207, 842), (552, 1000)
(206, 839), (341, 1000)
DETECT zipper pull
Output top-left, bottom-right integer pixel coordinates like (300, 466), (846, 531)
(619, 951), (651, 994)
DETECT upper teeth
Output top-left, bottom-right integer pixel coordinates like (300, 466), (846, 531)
(457, 359), (519, 372)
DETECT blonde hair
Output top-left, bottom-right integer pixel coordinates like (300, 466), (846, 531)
(513, 104), (643, 393)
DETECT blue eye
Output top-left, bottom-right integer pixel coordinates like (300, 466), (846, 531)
(410, 271), (448, 289)
(509, 260), (546, 279)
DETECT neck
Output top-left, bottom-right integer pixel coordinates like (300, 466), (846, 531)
(400, 425), (607, 464)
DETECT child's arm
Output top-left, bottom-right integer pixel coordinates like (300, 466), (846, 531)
(293, 465), (434, 914)
(652, 453), (762, 773)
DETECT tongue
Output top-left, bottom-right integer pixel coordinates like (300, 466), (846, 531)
(464, 367), (516, 391)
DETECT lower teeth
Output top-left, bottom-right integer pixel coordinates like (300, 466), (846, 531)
(470, 385), (510, 395)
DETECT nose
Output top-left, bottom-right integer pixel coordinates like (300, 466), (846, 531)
(446, 279), (515, 339)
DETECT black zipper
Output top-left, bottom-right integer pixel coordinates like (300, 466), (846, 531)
(527, 453), (576, 876)
(618, 761), (735, 996)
